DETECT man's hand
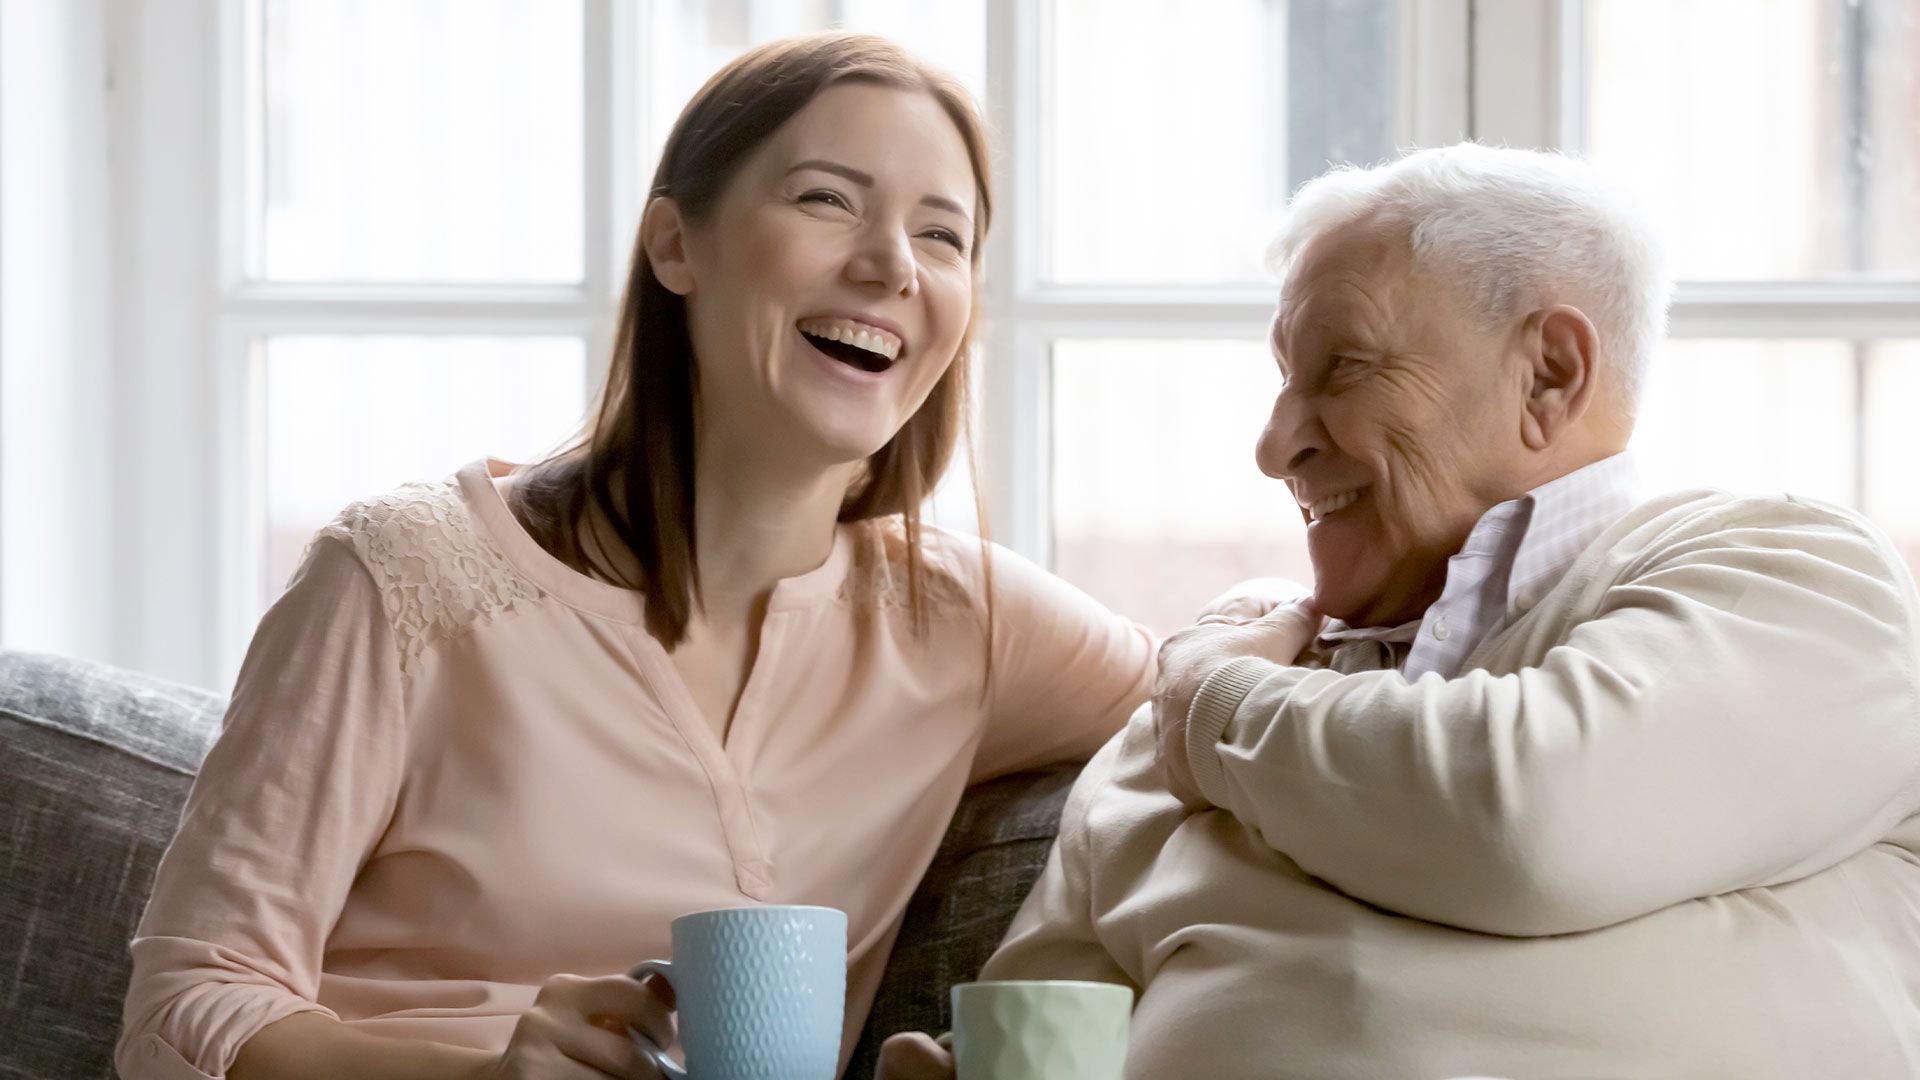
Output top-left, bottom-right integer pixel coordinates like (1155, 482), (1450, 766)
(1153, 600), (1323, 808)
(874, 1032), (953, 1080)
(1195, 577), (1311, 623)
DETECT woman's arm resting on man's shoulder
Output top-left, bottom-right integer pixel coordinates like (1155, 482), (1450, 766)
(969, 541), (1157, 782)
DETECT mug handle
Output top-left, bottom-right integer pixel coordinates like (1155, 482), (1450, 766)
(627, 960), (687, 1080)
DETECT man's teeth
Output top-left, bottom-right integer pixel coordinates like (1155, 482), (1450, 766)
(1309, 489), (1363, 521)
(797, 319), (901, 361)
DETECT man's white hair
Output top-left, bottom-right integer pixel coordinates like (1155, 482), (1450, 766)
(1268, 143), (1672, 416)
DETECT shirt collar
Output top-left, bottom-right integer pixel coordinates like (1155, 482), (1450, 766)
(1505, 450), (1643, 610)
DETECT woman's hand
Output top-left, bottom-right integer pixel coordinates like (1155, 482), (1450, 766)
(482, 972), (677, 1079)
(874, 1031), (954, 1080)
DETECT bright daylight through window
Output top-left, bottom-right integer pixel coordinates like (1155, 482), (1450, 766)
(219, 0), (1920, 666)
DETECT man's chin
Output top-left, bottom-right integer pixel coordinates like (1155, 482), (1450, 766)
(1307, 573), (1398, 628)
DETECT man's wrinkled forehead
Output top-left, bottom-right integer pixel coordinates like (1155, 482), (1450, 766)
(1274, 220), (1414, 348)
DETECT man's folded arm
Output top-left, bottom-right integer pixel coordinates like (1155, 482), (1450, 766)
(1185, 496), (1920, 938)
(980, 732), (1137, 989)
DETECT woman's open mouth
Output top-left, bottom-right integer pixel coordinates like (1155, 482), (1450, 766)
(798, 317), (902, 374)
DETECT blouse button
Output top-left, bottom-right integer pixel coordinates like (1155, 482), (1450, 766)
(1432, 616), (1452, 641)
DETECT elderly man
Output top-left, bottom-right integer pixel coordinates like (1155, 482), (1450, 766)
(880, 144), (1920, 1078)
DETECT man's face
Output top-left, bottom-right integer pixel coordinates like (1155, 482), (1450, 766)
(1257, 220), (1532, 627)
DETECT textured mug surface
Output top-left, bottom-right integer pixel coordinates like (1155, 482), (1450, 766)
(951, 980), (1132, 1080)
(630, 904), (846, 1080)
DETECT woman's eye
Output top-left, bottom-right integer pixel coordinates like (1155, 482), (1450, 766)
(798, 190), (852, 212)
(920, 227), (967, 254)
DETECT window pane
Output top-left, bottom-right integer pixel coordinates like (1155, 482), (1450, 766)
(1866, 341), (1920, 582)
(1052, 340), (1308, 636)
(1045, 0), (1402, 286)
(1585, 0), (1920, 281)
(259, 0), (584, 283)
(639, 1), (986, 185)
(262, 336), (588, 609)
(1630, 339), (1858, 503)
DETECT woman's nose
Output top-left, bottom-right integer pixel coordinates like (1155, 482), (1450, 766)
(846, 225), (918, 297)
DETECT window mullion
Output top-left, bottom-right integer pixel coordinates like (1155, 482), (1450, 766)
(1468, 0), (1578, 148)
(982, 0), (1046, 563)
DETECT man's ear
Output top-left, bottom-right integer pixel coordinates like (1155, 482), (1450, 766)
(642, 197), (695, 296)
(1517, 304), (1601, 451)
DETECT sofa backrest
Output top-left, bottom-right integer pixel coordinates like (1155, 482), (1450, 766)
(0, 650), (222, 1080)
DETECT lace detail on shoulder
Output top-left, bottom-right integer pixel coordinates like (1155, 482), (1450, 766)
(310, 478), (544, 673)
(840, 518), (979, 622)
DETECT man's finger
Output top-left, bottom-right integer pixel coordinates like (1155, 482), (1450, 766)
(1242, 601), (1323, 658)
(876, 1031), (955, 1080)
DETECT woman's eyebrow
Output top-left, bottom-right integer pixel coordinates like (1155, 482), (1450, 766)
(787, 159), (972, 222)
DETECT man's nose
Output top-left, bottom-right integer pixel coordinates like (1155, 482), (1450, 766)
(1255, 386), (1324, 480)
(846, 224), (919, 297)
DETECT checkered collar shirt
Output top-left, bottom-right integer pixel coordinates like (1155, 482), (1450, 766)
(1313, 452), (1645, 680)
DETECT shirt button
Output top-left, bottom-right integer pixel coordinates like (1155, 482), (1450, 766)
(1516, 589), (1537, 611)
(1432, 617), (1451, 641)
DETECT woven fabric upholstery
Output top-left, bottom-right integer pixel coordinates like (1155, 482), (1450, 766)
(844, 766), (1080, 1078)
(0, 651), (223, 1080)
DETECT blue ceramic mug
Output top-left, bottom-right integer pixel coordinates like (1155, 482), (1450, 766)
(628, 905), (847, 1080)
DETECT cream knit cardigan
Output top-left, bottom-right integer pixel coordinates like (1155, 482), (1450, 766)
(985, 490), (1920, 1079)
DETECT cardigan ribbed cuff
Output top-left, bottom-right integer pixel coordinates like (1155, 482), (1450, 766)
(1185, 656), (1276, 808)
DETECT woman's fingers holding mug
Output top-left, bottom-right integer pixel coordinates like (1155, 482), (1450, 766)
(492, 974), (653, 1079)
(580, 971), (676, 1050)
(874, 1031), (955, 1080)
(519, 972), (678, 1078)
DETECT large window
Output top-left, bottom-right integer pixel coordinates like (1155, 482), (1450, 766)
(1583, 0), (1920, 583)
(63, 0), (1916, 683)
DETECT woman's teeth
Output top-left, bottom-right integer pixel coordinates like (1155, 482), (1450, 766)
(797, 318), (901, 362)
(1310, 489), (1364, 521)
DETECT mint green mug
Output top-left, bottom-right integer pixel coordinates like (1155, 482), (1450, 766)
(950, 980), (1132, 1080)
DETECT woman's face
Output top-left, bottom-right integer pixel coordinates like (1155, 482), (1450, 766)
(658, 82), (978, 468)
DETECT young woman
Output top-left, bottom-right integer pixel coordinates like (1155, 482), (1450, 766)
(117, 33), (1155, 1080)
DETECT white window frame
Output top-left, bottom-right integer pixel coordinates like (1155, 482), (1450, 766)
(203, 0), (635, 678)
(1473, 0), (1920, 516)
(980, 0), (1473, 562)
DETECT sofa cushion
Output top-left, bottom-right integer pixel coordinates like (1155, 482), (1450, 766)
(844, 765), (1082, 1078)
(0, 650), (222, 1080)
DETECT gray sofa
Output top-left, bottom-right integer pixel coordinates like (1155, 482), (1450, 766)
(0, 649), (1076, 1079)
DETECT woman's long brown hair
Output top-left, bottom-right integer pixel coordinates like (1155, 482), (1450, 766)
(511, 33), (994, 649)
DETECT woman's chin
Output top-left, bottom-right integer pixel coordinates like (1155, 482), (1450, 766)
(794, 426), (899, 471)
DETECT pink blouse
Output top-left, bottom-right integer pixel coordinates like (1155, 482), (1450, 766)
(117, 458), (1155, 1078)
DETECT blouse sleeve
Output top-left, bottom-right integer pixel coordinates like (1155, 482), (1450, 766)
(116, 538), (407, 1079)
(969, 540), (1157, 783)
